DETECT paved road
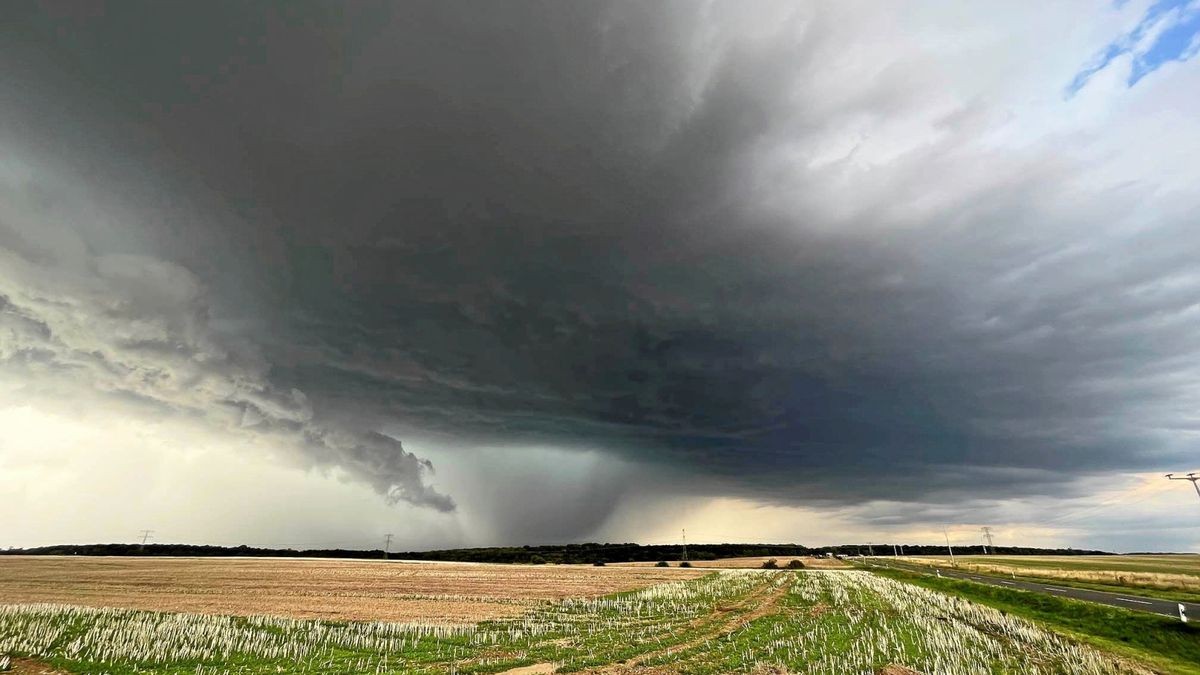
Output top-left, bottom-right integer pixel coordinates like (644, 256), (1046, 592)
(862, 559), (1199, 620)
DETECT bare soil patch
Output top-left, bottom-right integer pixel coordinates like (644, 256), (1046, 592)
(876, 666), (923, 675)
(498, 664), (560, 674)
(0, 556), (703, 623)
(4, 658), (68, 674)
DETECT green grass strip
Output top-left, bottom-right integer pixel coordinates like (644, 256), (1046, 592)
(872, 566), (1200, 675)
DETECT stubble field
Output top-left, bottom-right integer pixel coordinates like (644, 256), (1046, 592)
(0, 557), (701, 623)
(615, 556), (850, 569)
(0, 556), (1168, 674)
(901, 554), (1200, 601)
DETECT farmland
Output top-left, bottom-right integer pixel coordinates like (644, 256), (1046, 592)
(0, 557), (698, 623)
(899, 554), (1200, 603)
(0, 557), (1162, 674)
(616, 556), (850, 570)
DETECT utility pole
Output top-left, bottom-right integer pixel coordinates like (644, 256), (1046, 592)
(943, 527), (955, 564)
(1165, 473), (1200, 501)
(981, 527), (994, 554)
(868, 542), (874, 556)
(384, 534), (393, 560)
(138, 529), (154, 552)
(681, 529), (688, 562)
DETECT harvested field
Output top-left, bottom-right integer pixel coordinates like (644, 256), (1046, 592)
(616, 556), (850, 569)
(0, 556), (703, 623)
(901, 554), (1200, 600)
(912, 553), (1200, 577)
(0, 570), (1152, 674)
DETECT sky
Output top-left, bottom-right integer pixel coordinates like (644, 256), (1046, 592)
(2, 0), (1200, 553)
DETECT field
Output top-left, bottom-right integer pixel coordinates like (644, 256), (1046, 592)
(616, 556), (850, 570)
(900, 554), (1200, 602)
(0, 557), (699, 624)
(0, 557), (1165, 674)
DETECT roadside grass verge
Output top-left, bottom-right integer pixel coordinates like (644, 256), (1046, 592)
(872, 566), (1200, 675)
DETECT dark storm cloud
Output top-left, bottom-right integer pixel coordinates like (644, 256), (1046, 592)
(2, 0), (1198, 530)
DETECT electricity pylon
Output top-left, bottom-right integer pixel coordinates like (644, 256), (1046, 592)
(981, 527), (994, 554)
(384, 534), (393, 560)
(1165, 473), (1200, 501)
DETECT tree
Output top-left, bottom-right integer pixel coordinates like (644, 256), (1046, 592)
(786, 559), (806, 569)
(761, 559), (779, 569)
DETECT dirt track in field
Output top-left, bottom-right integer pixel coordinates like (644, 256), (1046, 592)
(583, 574), (793, 674)
(0, 556), (704, 623)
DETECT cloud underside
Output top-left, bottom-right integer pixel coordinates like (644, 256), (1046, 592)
(1, 0), (1199, 533)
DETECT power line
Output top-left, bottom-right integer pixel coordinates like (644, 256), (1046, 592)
(1033, 479), (1168, 528)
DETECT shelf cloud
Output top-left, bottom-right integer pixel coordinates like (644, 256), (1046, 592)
(2, 1), (1199, 550)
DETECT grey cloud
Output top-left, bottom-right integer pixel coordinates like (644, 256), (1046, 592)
(2, 1), (1199, 543)
(0, 168), (453, 512)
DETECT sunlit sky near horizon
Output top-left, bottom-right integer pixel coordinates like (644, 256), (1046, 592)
(3, 1), (1200, 553)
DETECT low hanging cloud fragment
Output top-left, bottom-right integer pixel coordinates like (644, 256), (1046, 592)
(0, 180), (453, 512)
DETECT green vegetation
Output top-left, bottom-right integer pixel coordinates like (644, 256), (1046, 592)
(0, 541), (1111, 564)
(1, 571), (1154, 674)
(872, 566), (1200, 675)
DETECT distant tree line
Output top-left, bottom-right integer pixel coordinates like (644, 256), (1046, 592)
(1, 541), (1116, 562)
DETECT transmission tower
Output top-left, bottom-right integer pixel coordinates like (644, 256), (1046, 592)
(384, 533), (393, 560)
(138, 529), (154, 552)
(981, 527), (995, 554)
(681, 529), (688, 562)
(943, 526), (955, 564)
(1165, 473), (1200, 501)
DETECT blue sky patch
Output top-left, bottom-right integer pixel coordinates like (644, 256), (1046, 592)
(1067, 0), (1200, 95)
